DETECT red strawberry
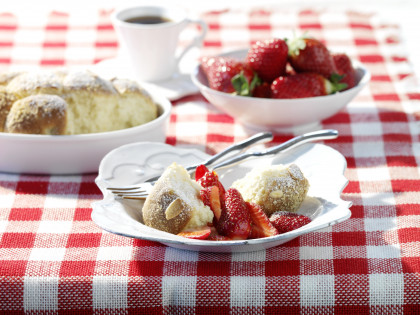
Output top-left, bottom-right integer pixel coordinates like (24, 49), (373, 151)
(332, 53), (356, 90)
(288, 37), (337, 79)
(216, 188), (251, 240)
(247, 202), (279, 239)
(208, 226), (231, 241)
(269, 211), (311, 234)
(246, 38), (288, 82)
(197, 169), (226, 198)
(195, 164), (209, 181)
(200, 56), (258, 96)
(200, 186), (222, 221)
(252, 82), (271, 98)
(177, 225), (211, 240)
(271, 73), (345, 99)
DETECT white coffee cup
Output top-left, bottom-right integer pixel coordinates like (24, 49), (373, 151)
(111, 5), (207, 82)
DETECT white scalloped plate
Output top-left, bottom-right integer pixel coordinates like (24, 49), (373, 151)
(92, 142), (351, 252)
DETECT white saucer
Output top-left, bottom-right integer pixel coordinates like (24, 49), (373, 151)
(92, 57), (199, 101)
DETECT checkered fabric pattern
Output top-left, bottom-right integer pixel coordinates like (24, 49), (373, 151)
(0, 7), (420, 314)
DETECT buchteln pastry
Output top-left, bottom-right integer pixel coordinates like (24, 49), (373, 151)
(231, 164), (309, 215)
(142, 162), (214, 234)
(5, 94), (67, 134)
(0, 70), (158, 135)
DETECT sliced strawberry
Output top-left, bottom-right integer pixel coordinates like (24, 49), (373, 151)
(177, 225), (211, 240)
(288, 36), (337, 79)
(216, 188), (251, 240)
(271, 72), (345, 99)
(246, 38), (289, 82)
(200, 186), (222, 221)
(269, 211), (312, 234)
(208, 226), (231, 241)
(195, 164), (209, 181)
(197, 170), (219, 188)
(247, 202), (279, 239)
(197, 170), (226, 197)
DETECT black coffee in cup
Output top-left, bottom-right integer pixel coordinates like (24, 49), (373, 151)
(124, 15), (172, 25)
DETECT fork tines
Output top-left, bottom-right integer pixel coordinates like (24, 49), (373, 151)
(107, 187), (148, 200)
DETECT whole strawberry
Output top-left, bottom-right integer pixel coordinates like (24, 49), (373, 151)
(271, 72), (345, 99)
(332, 53), (356, 90)
(288, 37), (337, 79)
(269, 211), (311, 234)
(200, 56), (257, 95)
(217, 188), (251, 240)
(246, 38), (288, 82)
(252, 82), (271, 98)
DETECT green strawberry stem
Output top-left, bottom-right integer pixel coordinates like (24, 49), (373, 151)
(286, 31), (309, 56)
(231, 71), (260, 96)
(328, 73), (348, 93)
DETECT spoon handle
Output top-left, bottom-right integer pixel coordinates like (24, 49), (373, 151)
(212, 129), (338, 171)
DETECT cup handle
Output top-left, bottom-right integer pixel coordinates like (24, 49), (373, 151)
(175, 18), (208, 68)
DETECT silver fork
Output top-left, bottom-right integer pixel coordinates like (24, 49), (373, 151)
(108, 129), (338, 200)
(107, 131), (274, 199)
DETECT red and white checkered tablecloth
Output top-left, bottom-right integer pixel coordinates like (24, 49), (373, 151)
(1, 7), (420, 315)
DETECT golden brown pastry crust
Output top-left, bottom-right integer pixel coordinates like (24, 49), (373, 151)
(142, 163), (214, 235)
(0, 87), (11, 132)
(5, 94), (67, 135)
(0, 70), (159, 135)
(232, 164), (309, 215)
(7, 71), (64, 99)
(142, 183), (193, 234)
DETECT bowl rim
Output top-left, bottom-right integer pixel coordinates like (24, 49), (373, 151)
(191, 48), (371, 103)
(0, 90), (172, 142)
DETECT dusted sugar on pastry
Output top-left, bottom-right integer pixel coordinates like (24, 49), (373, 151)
(0, 69), (159, 135)
(0, 86), (11, 132)
(6, 71), (64, 99)
(5, 94), (67, 135)
(232, 164), (309, 215)
(142, 162), (214, 234)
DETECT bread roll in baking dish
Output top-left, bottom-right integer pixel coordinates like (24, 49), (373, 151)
(0, 70), (158, 135)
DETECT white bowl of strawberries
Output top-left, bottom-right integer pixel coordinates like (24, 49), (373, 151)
(192, 36), (370, 133)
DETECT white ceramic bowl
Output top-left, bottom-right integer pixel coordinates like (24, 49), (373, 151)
(0, 91), (171, 175)
(191, 49), (370, 133)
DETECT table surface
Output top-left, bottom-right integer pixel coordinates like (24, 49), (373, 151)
(1, 3), (420, 315)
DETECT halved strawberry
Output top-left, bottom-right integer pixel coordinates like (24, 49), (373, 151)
(216, 188), (251, 240)
(269, 211), (311, 234)
(197, 170), (226, 198)
(195, 164), (209, 181)
(177, 225), (211, 240)
(208, 226), (231, 241)
(200, 186), (222, 221)
(247, 202), (279, 239)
